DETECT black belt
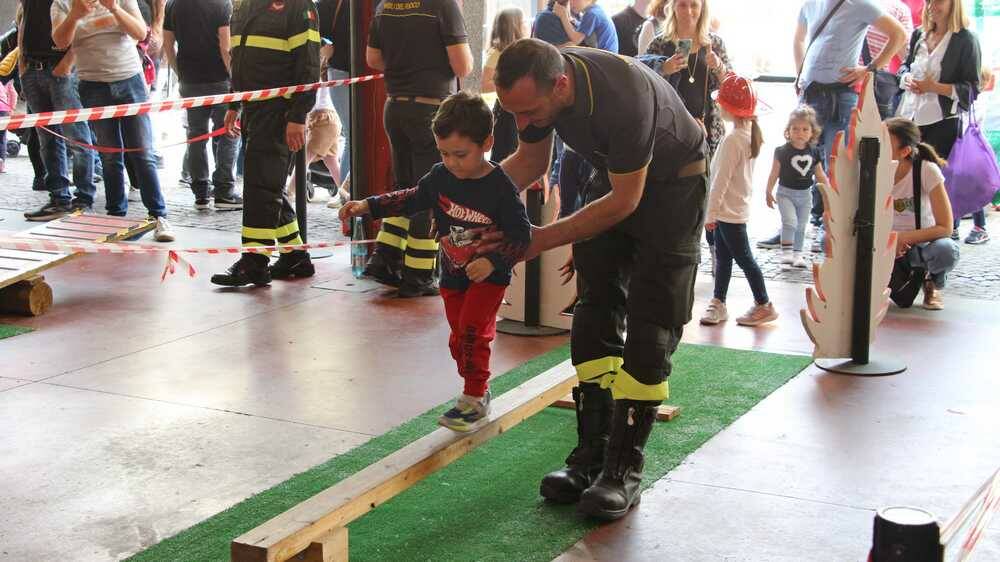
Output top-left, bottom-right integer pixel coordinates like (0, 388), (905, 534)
(23, 58), (60, 71)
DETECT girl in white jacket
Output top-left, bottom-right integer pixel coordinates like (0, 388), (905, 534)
(701, 74), (777, 327)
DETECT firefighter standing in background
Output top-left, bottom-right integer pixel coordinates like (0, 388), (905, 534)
(365, 0), (473, 297)
(212, 0), (321, 287)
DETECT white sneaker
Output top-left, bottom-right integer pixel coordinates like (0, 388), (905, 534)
(780, 250), (795, 265)
(736, 302), (778, 326)
(792, 252), (809, 268)
(128, 187), (142, 202)
(153, 217), (175, 242)
(700, 298), (728, 325)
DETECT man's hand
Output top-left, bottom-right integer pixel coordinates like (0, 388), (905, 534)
(766, 190), (776, 209)
(705, 221), (717, 232)
(224, 109), (241, 137)
(338, 200), (369, 222)
(558, 253), (574, 285)
(661, 53), (688, 75)
(70, 0), (97, 19)
(465, 257), (495, 283)
(286, 122), (306, 152)
(52, 59), (73, 77)
(320, 44), (334, 68)
(839, 65), (868, 85)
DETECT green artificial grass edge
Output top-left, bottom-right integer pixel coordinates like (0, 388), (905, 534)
(0, 324), (33, 340)
(130, 344), (812, 562)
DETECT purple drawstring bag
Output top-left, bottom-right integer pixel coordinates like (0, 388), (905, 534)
(943, 103), (1000, 218)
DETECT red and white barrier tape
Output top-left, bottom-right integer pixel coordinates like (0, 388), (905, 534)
(40, 125), (228, 154)
(0, 236), (373, 282)
(0, 73), (383, 131)
(939, 468), (1000, 562)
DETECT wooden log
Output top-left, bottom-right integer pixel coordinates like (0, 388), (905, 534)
(0, 276), (53, 316)
(231, 361), (577, 562)
(551, 395), (680, 421)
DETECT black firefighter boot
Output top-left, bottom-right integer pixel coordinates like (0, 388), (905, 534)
(539, 383), (614, 503)
(210, 253), (271, 287)
(269, 250), (315, 280)
(578, 399), (658, 520)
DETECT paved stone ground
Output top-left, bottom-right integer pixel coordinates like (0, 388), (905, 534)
(2, 109), (999, 301)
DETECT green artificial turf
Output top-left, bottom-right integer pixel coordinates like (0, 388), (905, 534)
(0, 324), (32, 340)
(130, 343), (811, 562)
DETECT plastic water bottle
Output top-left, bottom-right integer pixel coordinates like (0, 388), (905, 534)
(351, 216), (366, 278)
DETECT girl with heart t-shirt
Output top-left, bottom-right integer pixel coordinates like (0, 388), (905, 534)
(765, 106), (830, 268)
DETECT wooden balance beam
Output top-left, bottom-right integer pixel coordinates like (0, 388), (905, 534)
(231, 360), (578, 562)
(0, 213), (153, 316)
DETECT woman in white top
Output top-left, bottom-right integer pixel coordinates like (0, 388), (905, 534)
(481, 8), (526, 162)
(896, 0), (983, 243)
(635, 0), (668, 56)
(885, 117), (960, 310)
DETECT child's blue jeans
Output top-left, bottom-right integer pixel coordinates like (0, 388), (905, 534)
(777, 185), (812, 252)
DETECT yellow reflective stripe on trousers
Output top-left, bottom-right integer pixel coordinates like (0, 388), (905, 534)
(383, 216), (411, 229)
(403, 255), (436, 270)
(405, 237), (439, 251)
(242, 226), (276, 240)
(230, 29), (320, 52)
(376, 230), (406, 250)
(611, 368), (669, 401)
(278, 235), (304, 252)
(275, 221), (300, 239)
(575, 356), (623, 384)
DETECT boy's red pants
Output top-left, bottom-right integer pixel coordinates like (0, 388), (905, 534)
(440, 282), (507, 398)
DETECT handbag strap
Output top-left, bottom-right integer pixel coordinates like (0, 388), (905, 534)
(912, 153), (923, 231)
(796, 0), (850, 89)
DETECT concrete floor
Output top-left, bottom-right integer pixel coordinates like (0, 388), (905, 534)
(2, 207), (999, 561)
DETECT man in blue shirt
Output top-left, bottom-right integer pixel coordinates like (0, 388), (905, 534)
(554, 0), (618, 53)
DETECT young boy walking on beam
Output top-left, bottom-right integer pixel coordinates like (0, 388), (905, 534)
(340, 91), (532, 432)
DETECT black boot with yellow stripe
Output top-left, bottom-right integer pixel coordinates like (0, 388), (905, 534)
(539, 382), (613, 503)
(269, 250), (315, 280)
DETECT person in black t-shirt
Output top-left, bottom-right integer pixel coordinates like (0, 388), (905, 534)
(490, 39), (706, 521)
(611, 1), (648, 57)
(18, 0), (98, 222)
(764, 106), (829, 268)
(317, 0), (351, 183)
(365, 0), (473, 297)
(163, 0), (242, 210)
(340, 92), (531, 433)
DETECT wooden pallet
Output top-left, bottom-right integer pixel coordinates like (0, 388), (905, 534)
(0, 213), (154, 315)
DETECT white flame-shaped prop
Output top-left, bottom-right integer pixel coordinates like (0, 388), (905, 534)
(801, 75), (899, 359)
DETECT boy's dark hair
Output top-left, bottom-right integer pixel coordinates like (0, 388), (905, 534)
(495, 38), (564, 92)
(432, 91), (493, 145)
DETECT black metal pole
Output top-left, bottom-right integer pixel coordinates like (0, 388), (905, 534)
(294, 149), (307, 242)
(524, 187), (543, 327)
(349, 0), (362, 203)
(852, 137), (879, 365)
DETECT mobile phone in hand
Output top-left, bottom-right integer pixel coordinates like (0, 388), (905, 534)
(676, 38), (693, 58)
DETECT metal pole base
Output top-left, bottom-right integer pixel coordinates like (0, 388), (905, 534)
(815, 357), (907, 377)
(496, 319), (568, 337)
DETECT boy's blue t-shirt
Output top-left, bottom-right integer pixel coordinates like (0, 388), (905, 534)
(577, 4), (619, 53)
(533, 10), (570, 46)
(366, 163), (532, 290)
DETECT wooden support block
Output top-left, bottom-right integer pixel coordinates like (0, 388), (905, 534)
(551, 395), (681, 421)
(298, 528), (348, 562)
(0, 276), (53, 316)
(231, 361), (577, 562)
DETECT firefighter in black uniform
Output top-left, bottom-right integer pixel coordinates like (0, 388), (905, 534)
(212, 0), (321, 287)
(364, 0), (472, 297)
(492, 39), (708, 520)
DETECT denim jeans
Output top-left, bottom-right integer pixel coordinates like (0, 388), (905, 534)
(79, 74), (166, 217)
(19, 68), (97, 205)
(327, 67), (351, 180)
(777, 186), (812, 252)
(907, 237), (960, 288)
(180, 81), (238, 199)
(802, 83), (858, 221)
(714, 221), (770, 304)
(954, 209), (987, 230)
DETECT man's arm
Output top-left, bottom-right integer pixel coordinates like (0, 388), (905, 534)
(867, 15), (907, 70)
(162, 29), (177, 73)
(16, 3), (25, 76)
(528, 166), (647, 258)
(446, 43), (473, 78)
(218, 25), (231, 74)
(500, 132), (555, 191)
(366, 47), (385, 71)
(793, 19), (807, 83)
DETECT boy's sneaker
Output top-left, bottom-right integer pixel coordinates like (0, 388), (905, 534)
(153, 217), (176, 242)
(964, 227), (989, 245)
(194, 198), (212, 210)
(699, 298), (728, 325)
(736, 302), (779, 326)
(214, 194), (244, 210)
(24, 201), (72, 222)
(951, 229), (960, 241)
(756, 233), (785, 249)
(793, 252), (809, 269)
(438, 391), (492, 433)
(922, 280), (944, 310)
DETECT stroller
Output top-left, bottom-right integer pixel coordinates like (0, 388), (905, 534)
(1, 24), (26, 159)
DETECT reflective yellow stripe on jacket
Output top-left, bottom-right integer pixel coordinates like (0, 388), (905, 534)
(231, 29), (321, 53)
